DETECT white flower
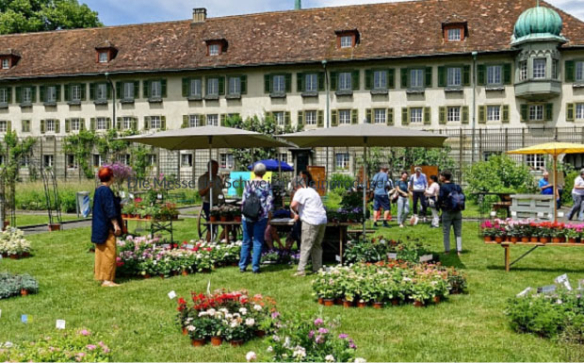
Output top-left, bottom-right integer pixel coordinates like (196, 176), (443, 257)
(4, 342), (14, 348)
(198, 311), (207, 317)
(207, 308), (216, 315)
(325, 354), (335, 362)
(283, 337), (291, 348)
(246, 351), (257, 362)
(253, 304), (262, 311)
(239, 308), (248, 315)
(230, 320), (239, 328)
(266, 346), (273, 353)
(272, 335), (281, 342)
(292, 346), (306, 359)
(245, 318), (255, 327)
(355, 358), (367, 363)
(187, 325), (196, 332)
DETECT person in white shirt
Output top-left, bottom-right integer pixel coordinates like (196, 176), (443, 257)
(409, 167), (428, 222)
(568, 169), (584, 221)
(424, 175), (441, 228)
(290, 176), (327, 277)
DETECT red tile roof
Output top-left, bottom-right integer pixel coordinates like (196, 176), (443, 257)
(0, 0), (583, 80)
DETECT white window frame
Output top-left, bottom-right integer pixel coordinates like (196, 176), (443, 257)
(529, 105), (544, 121)
(150, 116), (161, 129)
(336, 153), (350, 170)
(575, 103), (584, 120)
(279, 153), (288, 163)
(339, 72), (352, 91)
(447, 67), (462, 87)
(122, 117), (133, 130)
(0, 88), (7, 103)
(67, 154), (78, 169)
(70, 118), (81, 131)
(22, 87), (32, 103)
(71, 84), (82, 101)
(533, 58), (546, 79)
(447, 107), (461, 122)
(43, 155), (54, 168)
(118, 154), (130, 166)
(207, 78), (219, 96)
(486, 65), (502, 86)
(339, 110), (351, 125)
(305, 111), (317, 126)
(181, 154), (193, 167)
(273, 112), (285, 126)
(526, 154), (545, 170)
(123, 82), (134, 99)
(46, 119), (56, 132)
(305, 73), (318, 92)
(150, 81), (162, 98)
(410, 69), (424, 89)
(207, 114), (219, 127)
(96, 117), (107, 130)
(93, 154), (102, 168)
(519, 61), (528, 81)
(220, 153), (234, 169)
(273, 75), (285, 94)
(340, 36), (353, 48)
(228, 77), (241, 95)
(373, 70), (387, 90)
(1, 59), (9, 69)
(374, 109), (386, 124)
(487, 105), (501, 122)
(576, 61), (584, 82)
(190, 79), (202, 97)
(46, 86), (57, 103)
(96, 83), (107, 101)
(98, 51), (108, 63)
(209, 44), (220, 56)
(552, 60), (559, 79)
(189, 115), (200, 128)
(410, 108), (423, 124)
(0, 121), (7, 133)
(147, 154), (157, 166)
(448, 28), (461, 41)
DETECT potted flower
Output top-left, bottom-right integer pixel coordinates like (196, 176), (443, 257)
(506, 224), (521, 244)
(529, 223), (540, 242)
(538, 222), (552, 243)
(233, 205), (242, 223)
(209, 207), (220, 222)
(493, 225), (506, 244)
(225, 323), (250, 347)
(480, 221), (497, 242)
(188, 317), (212, 347)
(209, 316), (226, 346)
(564, 226), (580, 244)
(121, 203), (135, 219)
(17, 274), (39, 296)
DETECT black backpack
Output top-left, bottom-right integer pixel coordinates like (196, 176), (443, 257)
(242, 187), (262, 221)
(446, 184), (466, 212)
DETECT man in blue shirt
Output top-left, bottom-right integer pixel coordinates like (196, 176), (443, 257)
(371, 165), (392, 228)
(539, 171), (561, 209)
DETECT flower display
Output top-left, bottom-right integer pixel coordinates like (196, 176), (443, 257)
(0, 228), (32, 258)
(343, 236), (431, 264)
(0, 272), (39, 299)
(481, 219), (584, 243)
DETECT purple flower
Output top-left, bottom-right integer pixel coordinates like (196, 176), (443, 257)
(314, 318), (324, 326)
(315, 335), (325, 344)
(349, 339), (357, 349)
(318, 328), (329, 334)
(308, 330), (315, 339)
(86, 345), (96, 351)
(338, 334), (348, 339)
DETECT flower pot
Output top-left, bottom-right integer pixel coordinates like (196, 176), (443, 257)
(530, 237), (539, 243)
(48, 224), (61, 231)
(143, 274), (151, 279)
(521, 236), (530, 243)
(433, 296), (441, 304)
(210, 216), (218, 222)
(318, 297), (324, 305)
(510, 237), (519, 243)
(20, 289), (29, 296)
(229, 340), (244, 347)
(182, 327), (188, 336)
(552, 237), (561, 243)
(323, 299), (335, 307)
(343, 299), (354, 308)
(9, 255), (19, 260)
(357, 301), (368, 308)
(231, 262), (239, 267)
(413, 300), (424, 308)
(495, 236), (504, 243)
(334, 298), (343, 305)
(373, 301), (384, 309)
(540, 237), (550, 244)
(211, 336), (223, 346)
(159, 275), (165, 279)
(255, 330), (266, 338)
(192, 338), (206, 347)
(181, 270), (189, 277)
(392, 299), (400, 306)
(483, 236), (492, 242)
(220, 216), (229, 222)
(569, 238), (577, 244)
(22, 252), (30, 258)
(234, 216), (242, 223)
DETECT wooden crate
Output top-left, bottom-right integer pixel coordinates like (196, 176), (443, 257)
(510, 194), (554, 220)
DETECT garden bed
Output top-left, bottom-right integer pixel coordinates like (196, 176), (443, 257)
(344, 236), (435, 264)
(0, 273), (38, 299)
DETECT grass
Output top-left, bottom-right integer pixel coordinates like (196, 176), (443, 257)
(13, 214), (82, 227)
(2, 220), (584, 362)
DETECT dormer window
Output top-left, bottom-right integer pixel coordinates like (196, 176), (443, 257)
(448, 28), (461, 41)
(209, 44), (220, 56)
(443, 22), (467, 42)
(205, 39), (228, 56)
(1, 58), (9, 69)
(98, 51), (109, 63)
(340, 36), (353, 48)
(95, 41), (117, 63)
(335, 30), (359, 49)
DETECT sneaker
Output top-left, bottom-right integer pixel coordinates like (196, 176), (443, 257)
(293, 271), (306, 277)
(373, 222), (378, 227)
(399, 224), (404, 228)
(383, 222), (390, 228)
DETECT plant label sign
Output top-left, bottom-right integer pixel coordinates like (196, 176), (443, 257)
(157, 194), (163, 200)
(162, 244), (171, 249)
(21, 315), (28, 324)
(537, 212), (544, 218)
(168, 291), (177, 300)
(419, 254), (433, 263)
(558, 212), (565, 218)
(490, 211), (497, 217)
(185, 244), (194, 250)
(537, 285), (557, 294)
(511, 211), (517, 217)
(555, 274), (572, 291)
(56, 320), (66, 330)
(578, 279), (584, 291)
(387, 253), (398, 260)
(335, 255), (341, 263)
(120, 191), (126, 198)
(516, 287), (532, 298)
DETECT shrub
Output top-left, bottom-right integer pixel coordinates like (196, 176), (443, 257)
(0, 228), (32, 257)
(330, 174), (355, 195)
(0, 273), (39, 299)
(562, 171), (579, 206)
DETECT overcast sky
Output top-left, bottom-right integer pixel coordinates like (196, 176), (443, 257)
(80, 0), (584, 26)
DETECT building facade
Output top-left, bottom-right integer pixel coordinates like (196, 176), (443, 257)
(1, 0), (584, 179)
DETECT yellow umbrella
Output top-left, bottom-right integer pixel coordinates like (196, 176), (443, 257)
(507, 142), (584, 222)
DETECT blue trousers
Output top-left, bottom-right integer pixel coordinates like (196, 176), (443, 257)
(239, 218), (268, 272)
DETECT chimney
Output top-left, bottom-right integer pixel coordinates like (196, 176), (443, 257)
(193, 8), (207, 23)
(295, 0), (302, 10)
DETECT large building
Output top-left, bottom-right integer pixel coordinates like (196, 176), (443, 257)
(1, 0), (584, 179)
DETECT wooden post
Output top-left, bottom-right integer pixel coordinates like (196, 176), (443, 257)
(504, 245), (510, 272)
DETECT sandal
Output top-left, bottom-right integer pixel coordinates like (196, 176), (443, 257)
(101, 281), (120, 287)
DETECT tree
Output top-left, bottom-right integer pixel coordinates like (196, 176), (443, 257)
(0, 0), (101, 35)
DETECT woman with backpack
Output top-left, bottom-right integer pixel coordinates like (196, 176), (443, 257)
(240, 163), (274, 274)
(437, 170), (465, 256)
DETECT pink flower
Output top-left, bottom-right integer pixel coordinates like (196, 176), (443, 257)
(86, 345), (96, 351)
(79, 330), (90, 336)
(314, 318), (324, 326)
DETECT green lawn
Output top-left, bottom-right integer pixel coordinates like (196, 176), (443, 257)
(12, 214), (82, 227)
(2, 220), (584, 362)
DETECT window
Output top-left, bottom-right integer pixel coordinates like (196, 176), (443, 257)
(207, 78), (219, 96)
(46, 86), (57, 103)
(209, 44), (220, 56)
(1, 59), (9, 69)
(533, 58), (546, 79)
(410, 108), (423, 123)
(552, 60), (559, 79)
(189, 115), (200, 128)
(123, 82), (134, 99)
(373, 70), (387, 90)
(576, 103), (584, 120)
(118, 154), (130, 166)
(0, 155), (4, 165)
(150, 116), (161, 129)
(70, 118), (81, 131)
(279, 153), (288, 163)
(0, 88), (8, 103)
(340, 36), (353, 48)
(43, 155), (54, 168)
(305, 74), (318, 92)
(526, 154), (545, 170)
(96, 83), (107, 101)
(529, 105), (544, 121)
(93, 154), (102, 167)
(150, 81), (162, 98)
(447, 107), (461, 122)
(46, 119), (56, 132)
(190, 79), (202, 97)
(339, 110), (351, 125)
(67, 155), (78, 169)
(519, 61), (528, 81)
(22, 87), (32, 103)
(273, 75), (285, 94)
(21, 155), (30, 167)
(120, 117), (131, 130)
(181, 154), (193, 167)
(447, 67), (462, 87)
(577, 61), (584, 82)
(336, 153), (350, 170)
(339, 72), (352, 91)
(228, 77), (241, 95)
(147, 154), (157, 166)
(220, 153), (234, 169)
(487, 106), (501, 122)
(448, 28), (461, 41)
(487, 65), (502, 85)
(71, 84), (82, 102)
(273, 112), (285, 126)
(0, 121), (7, 132)
(410, 69), (424, 88)
(207, 114), (219, 126)
(98, 51), (108, 63)
(374, 109), (386, 124)
(96, 117), (107, 130)
(305, 111), (317, 126)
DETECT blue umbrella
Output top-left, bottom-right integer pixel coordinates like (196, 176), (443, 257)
(248, 159), (294, 172)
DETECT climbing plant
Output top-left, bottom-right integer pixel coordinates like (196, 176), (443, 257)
(63, 130), (97, 178)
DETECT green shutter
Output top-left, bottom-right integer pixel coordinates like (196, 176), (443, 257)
(80, 84), (87, 101)
(106, 118), (111, 129)
(200, 115), (206, 126)
(80, 118), (86, 131)
(425, 67), (433, 88)
(6, 121), (10, 132)
(161, 79), (167, 98)
(565, 60), (575, 82)
(331, 110), (338, 127)
(15, 87), (21, 103)
(240, 75), (247, 95)
(297, 111), (304, 127)
(144, 116), (150, 130)
(131, 117), (138, 131)
(463, 65), (471, 86)
(351, 70), (360, 91)
(31, 86), (36, 103)
(21, 120), (26, 132)
(567, 103), (575, 122)
(182, 115), (189, 128)
(520, 104), (528, 123)
(40, 119), (45, 134)
(161, 116), (166, 130)
(64, 84), (70, 101)
(545, 103), (553, 121)
(478, 106), (486, 124)
(477, 65), (486, 85)
(220, 114), (226, 127)
(402, 108), (409, 126)
(423, 107), (431, 126)
(182, 78), (189, 97)
(502, 105), (510, 124)
(330, 72), (338, 91)
(65, 119), (70, 132)
(439, 107), (446, 125)
(133, 81), (140, 99)
(106, 84), (112, 99)
(116, 82), (122, 99)
(462, 106), (469, 124)
(90, 118), (96, 130)
(351, 109), (358, 124)
(264, 74), (271, 93)
(218, 77), (225, 95)
(116, 117), (122, 130)
(39, 85), (46, 103)
(387, 108), (394, 126)
(297, 72), (304, 93)
(318, 72), (325, 92)
(365, 70), (373, 90)
(55, 120), (60, 133)
(285, 74), (292, 93)
(401, 68), (408, 88)
(5, 87), (11, 104)
(503, 64), (512, 85)
(143, 80), (150, 98)
(317, 110), (324, 128)
(285, 111), (291, 126)
(438, 66), (446, 87)
(388, 68), (395, 89)
(55, 85), (61, 102)
(89, 83), (95, 100)
(366, 109), (372, 123)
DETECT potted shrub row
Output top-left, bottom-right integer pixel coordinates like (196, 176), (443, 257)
(481, 220), (584, 244)
(209, 205), (241, 223)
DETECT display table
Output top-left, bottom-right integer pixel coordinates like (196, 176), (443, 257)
(485, 241), (584, 272)
(123, 217), (182, 243)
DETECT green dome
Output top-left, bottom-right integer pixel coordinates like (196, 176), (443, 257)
(513, 6), (564, 43)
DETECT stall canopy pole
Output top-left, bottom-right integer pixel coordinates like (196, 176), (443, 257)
(209, 136), (213, 241)
(553, 154), (558, 223)
(363, 137), (368, 235)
